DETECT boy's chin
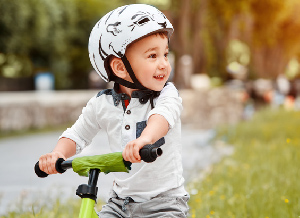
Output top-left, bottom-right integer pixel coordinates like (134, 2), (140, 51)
(144, 84), (165, 92)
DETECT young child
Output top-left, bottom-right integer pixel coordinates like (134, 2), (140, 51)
(39, 4), (189, 217)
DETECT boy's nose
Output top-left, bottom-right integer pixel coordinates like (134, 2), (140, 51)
(158, 58), (168, 70)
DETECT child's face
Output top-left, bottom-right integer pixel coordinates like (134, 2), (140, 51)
(125, 34), (171, 91)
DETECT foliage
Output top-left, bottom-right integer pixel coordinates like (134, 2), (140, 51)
(172, 0), (300, 85)
(0, 0), (128, 89)
(188, 108), (300, 217)
(1, 0), (300, 89)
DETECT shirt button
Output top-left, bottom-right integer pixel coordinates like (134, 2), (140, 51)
(126, 110), (131, 115)
(125, 125), (130, 130)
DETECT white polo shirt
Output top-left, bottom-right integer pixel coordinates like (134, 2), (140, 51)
(60, 82), (187, 202)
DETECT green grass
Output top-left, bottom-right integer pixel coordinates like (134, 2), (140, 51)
(0, 197), (103, 218)
(188, 108), (300, 218)
(0, 123), (72, 140)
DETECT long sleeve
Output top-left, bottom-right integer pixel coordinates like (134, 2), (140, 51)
(59, 95), (101, 154)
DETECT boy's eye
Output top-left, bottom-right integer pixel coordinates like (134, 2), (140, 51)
(164, 52), (169, 58)
(148, 54), (156, 58)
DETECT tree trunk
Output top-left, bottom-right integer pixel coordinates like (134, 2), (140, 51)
(251, 45), (288, 79)
(191, 0), (207, 75)
(172, 0), (192, 89)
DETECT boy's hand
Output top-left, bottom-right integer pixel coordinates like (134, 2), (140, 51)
(123, 137), (151, 163)
(39, 151), (66, 174)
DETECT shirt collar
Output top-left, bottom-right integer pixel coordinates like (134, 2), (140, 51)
(112, 83), (158, 106)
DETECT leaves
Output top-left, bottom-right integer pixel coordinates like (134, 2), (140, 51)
(0, 0), (126, 88)
(172, 0), (300, 84)
(1, 0), (300, 88)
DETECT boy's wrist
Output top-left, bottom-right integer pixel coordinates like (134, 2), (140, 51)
(52, 150), (62, 155)
(52, 151), (66, 160)
(138, 135), (154, 147)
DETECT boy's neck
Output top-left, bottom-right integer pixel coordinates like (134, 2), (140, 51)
(117, 83), (137, 97)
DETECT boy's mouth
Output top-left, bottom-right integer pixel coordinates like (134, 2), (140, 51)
(153, 74), (165, 80)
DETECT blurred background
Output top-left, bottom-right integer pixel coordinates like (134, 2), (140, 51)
(1, 0), (300, 217)
(1, 0), (300, 132)
(1, 0), (300, 92)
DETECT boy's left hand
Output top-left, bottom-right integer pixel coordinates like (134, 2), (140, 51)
(123, 137), (151, 163)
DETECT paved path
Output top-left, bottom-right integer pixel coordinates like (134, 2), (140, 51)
(0, 127), (233, 215)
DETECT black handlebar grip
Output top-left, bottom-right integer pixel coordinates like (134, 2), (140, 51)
(55, 158), (67, 174)
(34, 161), (48, 178)
(139, 144), (163, 163)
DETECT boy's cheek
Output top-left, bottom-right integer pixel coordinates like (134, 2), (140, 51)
(168, 65), (172, 74)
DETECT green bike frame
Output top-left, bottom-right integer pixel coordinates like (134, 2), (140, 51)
(79, 198), (98, 218)
(76, 169), (100, 218)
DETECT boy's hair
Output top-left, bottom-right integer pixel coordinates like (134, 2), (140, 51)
(128, 31), (168, 49)
(143, 31), (168, 40)
(154, 31), (168, 38)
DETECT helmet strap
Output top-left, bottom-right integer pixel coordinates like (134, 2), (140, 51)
(111, 75), (139, 89)
(120, 55), (147, 90)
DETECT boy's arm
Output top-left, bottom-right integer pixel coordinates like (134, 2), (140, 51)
(39, 94), (101, 174)
(123, 83), (182, 163)
(122, 114), (168, 163)
(39, 137), (76, 174)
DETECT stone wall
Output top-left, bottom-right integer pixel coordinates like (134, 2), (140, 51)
(0, 91), (96, 131)
(180, 88), (244, 129)
(0, 88), (243, 132)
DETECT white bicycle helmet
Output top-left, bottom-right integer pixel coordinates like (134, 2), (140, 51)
(88, 4), (174, 90)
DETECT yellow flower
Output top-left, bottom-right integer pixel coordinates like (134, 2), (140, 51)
(206, 215), (210, 218)
(243, 164), (250, 170)
(285, 199), (289, 203)
(210, 211), (215, 215)
(286, 138), (291, 143)
(191, 209), (196, 218)
(220, 195), (226, 200)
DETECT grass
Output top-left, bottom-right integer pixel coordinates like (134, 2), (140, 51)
(0, 197), (103, 218)
(0, 123), (72, 140)
(1, 198), (81, 218)
(188, 108), (300, 217)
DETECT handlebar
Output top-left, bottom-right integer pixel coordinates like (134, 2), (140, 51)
(35, 144), (162, 178)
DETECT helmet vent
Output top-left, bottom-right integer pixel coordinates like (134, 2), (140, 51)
(138, 17), (150, 26)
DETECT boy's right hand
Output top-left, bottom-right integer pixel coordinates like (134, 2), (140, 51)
(39, 151), (66, 174)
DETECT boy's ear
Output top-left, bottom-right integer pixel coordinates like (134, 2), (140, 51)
(110, 56), (127, 79)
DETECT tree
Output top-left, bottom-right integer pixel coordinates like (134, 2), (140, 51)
(170, 0), (300, 85)
(0, 0), (128, 89)
(170, 0), (250, 87)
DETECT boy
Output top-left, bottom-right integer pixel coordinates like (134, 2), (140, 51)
(39, 4), (189, 217)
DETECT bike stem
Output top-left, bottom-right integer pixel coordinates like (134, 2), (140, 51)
(88, 169), (100, 190)
(77, 169), (100, 218)
(76, 169), (100, 201)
